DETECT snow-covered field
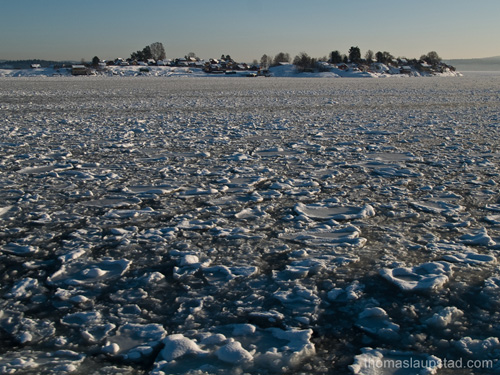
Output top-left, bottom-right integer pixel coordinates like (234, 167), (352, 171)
(1, 74), (499, 374)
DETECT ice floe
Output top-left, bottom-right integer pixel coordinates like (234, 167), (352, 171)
(459, 227), (496, 247)
(279, 225), (367, 248)
(356, 307), (400, 340)
(1, 75), (500, 374)
(103, 323), (168, 361)
(350, 348), (442, 375)
(380, 262), (453, 292)
(294, 202), (375, 220)
(47, 259), (131, 286)
(0, 350), (86, 374)
(425, 306), (464, 328)
(151, 326), (315, 374)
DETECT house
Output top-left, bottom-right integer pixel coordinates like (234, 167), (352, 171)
(30, 64), (41, 69)
(400, 66), (413, 75)
(175, 58), (190, 66)
(193, 60), (205, 68)
(71, 65), (89, 75)
(371, 63), (392, 73)
(419, 61), (433, 72)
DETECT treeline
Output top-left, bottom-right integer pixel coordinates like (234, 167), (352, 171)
(130, 42), (166, 62)
(88, 41), (443, 73)
(258, 48), (443, 71)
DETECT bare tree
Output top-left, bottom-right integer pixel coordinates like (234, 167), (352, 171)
(376, 51), (394, 64)
(293, 52), (315, 72)
(273, 52), (290, 66)
(365, 50), (374, 64)
(149, 42), (166, 61)
(260, 54), (272, 69)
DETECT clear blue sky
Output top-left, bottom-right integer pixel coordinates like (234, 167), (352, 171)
(1, 0), (499, 62)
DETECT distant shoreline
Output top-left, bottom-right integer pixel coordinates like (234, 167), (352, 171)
(444, 56), (500, 72)
(0, 64), (463, 79)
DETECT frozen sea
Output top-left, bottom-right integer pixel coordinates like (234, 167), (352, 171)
(1, 73), (500, 374)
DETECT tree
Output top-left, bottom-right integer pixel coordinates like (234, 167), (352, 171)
(130, 50), (143, 61)
(149, 42), (166, 61)
(330, 50), (342, 64)
(376, 51), (394, 64)
(260, 54), (272, 69)
(91, 56), (100, 67)
(420, 51), (441, 65)
(272, 52), (290, 66)
(130, 43), (164, 62)
(293, 52), (315, 72)
(365, 50), (374, 64)
(348, 46), (361, 64)
(142, 46), (152, 60)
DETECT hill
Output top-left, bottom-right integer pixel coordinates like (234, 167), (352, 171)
(444, 56), (500, 71)
(0, 59), (77, 69)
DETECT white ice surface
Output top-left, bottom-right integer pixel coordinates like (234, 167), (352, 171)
(380, 262), (453, 292)
(1, 75), (499, 374)
(350, 347), (441, 375)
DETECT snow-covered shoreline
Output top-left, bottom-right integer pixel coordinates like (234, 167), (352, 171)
(0, 63), (463, 78)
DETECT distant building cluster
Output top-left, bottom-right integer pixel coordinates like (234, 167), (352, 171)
(76, 56), (263, 76)
(10, 46), (457, 77)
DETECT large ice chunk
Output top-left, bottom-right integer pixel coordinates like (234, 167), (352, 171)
(380, 262), (453, 292)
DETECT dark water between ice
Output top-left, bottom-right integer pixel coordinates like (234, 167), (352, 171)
(1, 74), (500, 374)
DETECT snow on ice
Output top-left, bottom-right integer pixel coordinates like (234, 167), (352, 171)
(0, 73), (500, 374)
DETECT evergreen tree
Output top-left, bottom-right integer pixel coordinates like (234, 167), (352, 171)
(142, 46), (153, 60)
(330, 50), (342, 64)
(420, 51), (441, 65)
(348, 46), (361, 63)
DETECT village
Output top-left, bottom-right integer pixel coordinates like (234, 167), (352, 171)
(67, 53), (457, 77)
(4, 47), (459, 78)
(70, 56), (266, 77)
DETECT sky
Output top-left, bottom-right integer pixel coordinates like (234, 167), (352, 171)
(1, 0), (499, 62)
